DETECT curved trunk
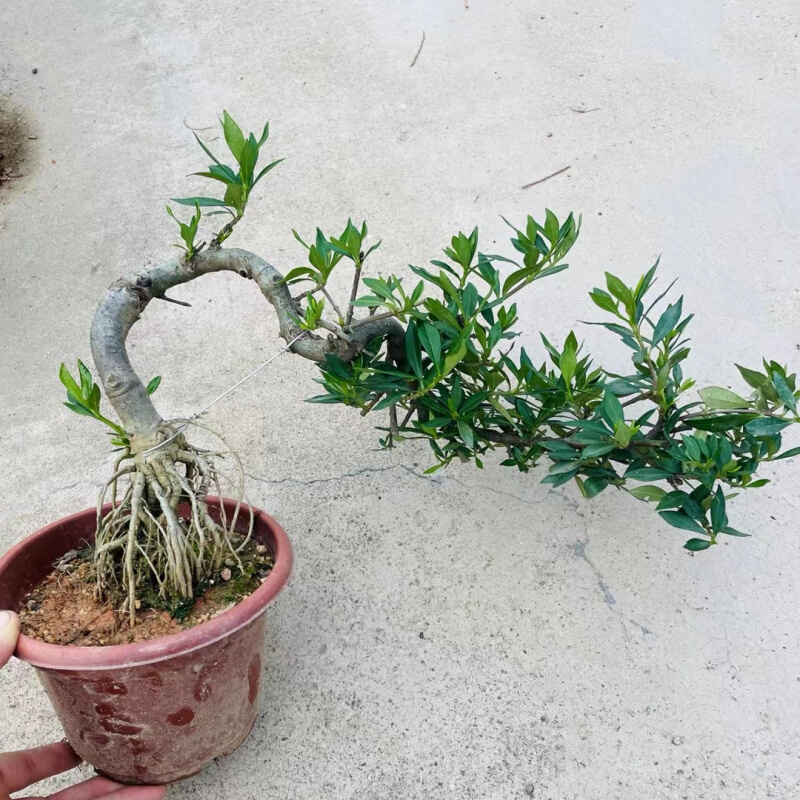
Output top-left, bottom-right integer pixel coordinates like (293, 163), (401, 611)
(90, 245), (404, 449)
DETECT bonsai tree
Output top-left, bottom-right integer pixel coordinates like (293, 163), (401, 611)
(60, 113), (800, 624)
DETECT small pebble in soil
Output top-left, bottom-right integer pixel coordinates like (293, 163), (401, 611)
(220, 568), (232, 582)
(672, 735), (684, 745)
(255, 544), (267, 555)
(224, 558), (235, 567)
(524, 784), (535, 797)
(32, 67), (38, 74)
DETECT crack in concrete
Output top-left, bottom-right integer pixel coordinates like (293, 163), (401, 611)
(246, 464), (438, 489)
(572, 539), (655, 637)
(54, 479), (94, 493)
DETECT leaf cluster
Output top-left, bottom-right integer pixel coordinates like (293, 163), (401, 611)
(60, 361), (160, 449)
(305, 211), (799, 552)
(171, 111), (283, 244)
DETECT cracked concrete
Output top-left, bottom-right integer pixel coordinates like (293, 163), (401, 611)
(246, 464), (438, 489)
(572, 538), (654, 637)
(2, 1), (800, 798)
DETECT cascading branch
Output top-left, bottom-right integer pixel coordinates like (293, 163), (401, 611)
(62, 114), (799, 623)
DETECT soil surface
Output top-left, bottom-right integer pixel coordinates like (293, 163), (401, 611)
(18, 537), (274, 646)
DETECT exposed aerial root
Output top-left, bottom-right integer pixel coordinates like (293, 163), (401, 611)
(94, 423), (254, 625)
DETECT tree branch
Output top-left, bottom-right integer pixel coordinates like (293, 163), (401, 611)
(347, 310), (398, 330)
(344, 263), (363, 327)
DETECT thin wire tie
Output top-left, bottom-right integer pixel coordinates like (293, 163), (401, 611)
(138, 331), (307, 456)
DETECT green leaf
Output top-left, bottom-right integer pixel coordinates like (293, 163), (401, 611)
(457, 420), (475, 450)
(548, 458), (582, 475)
(628, 485), (667, 502)
(687, 413), (760, 432)
(605, 273), (633, 313)
(442, 342), (467, 377)
(63, 401), (94, 417)
(683, 538), (712, 552)
(543, 208), (559, 244)
(59, 363), (84, 402)
(419, 323), (442, 370)
(191, 170), (235, 185)
(773, 446), (800, 461)
(405, 321), (423, 379)
(223, 183), (244, 211)
(682, 435), (702, 462)
(588, 289), (619, 316)
(423, 298), (461, 330)
(625, 467), (673, 481)
(305, 394), (342, 404)
(257, 121), (270, 147)
(89, 383), (101, 413)
(600, 390), (624, 427)
(281, 266), (318, 285)
(192, 132), (225, 168)
(582, 476), (609, 498)
(221, 110), (246, 162)
(656, 491), (689, 511)
(146, 376), (162, 395)
(253, 158), (285, 187)
(651, 298), (682, 347)
(502, 266), (536, 295)
(699, 387), (750, 410)
(350, 296), (383, 307)
(659, 511), (706, 534)
(582, 443), (616, 458)
(772, 371), (797, 412)
(721, 526), (750, 537)
(541, 469), (579, 487)
(613, 421), (632, 447)
(560, 342), (577, 385)
(735, 364), (767, 388)
(77, 360), (93, 398)
(710, 486), (727, 534)
(745, 417), (791, 436)
(489, 396), (516, 425)
(171, 196), (233, 208)
(238, 137), (258, 185)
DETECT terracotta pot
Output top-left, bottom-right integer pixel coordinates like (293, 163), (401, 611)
(0, 498), (292, 784)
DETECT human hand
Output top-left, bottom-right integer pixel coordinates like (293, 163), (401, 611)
(0, 610), (167, 800)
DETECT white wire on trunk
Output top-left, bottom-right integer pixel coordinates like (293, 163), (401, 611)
(138, 331), (307, 456)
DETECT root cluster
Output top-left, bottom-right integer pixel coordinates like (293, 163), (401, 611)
(93, 422), (253, 624)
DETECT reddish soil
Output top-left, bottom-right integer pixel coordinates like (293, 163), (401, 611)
(18, 540), (273, 647)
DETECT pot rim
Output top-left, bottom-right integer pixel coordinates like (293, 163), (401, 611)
(0, 497), (292, 671)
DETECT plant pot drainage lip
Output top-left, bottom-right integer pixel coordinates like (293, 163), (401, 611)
(3, 497), (293, 672)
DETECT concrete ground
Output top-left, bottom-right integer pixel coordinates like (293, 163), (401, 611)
(2, 1), (799, 797)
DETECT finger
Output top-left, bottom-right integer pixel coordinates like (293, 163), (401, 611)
(0, 742), (81, 793)
(0, 609), (20, 667)
(99, 786), (167, 800)
(49, 776), (124, 800)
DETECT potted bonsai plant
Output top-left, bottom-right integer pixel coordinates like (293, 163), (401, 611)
(0, 113), (798, 785)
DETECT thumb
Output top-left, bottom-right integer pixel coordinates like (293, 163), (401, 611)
(0, 610), (21, 668)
